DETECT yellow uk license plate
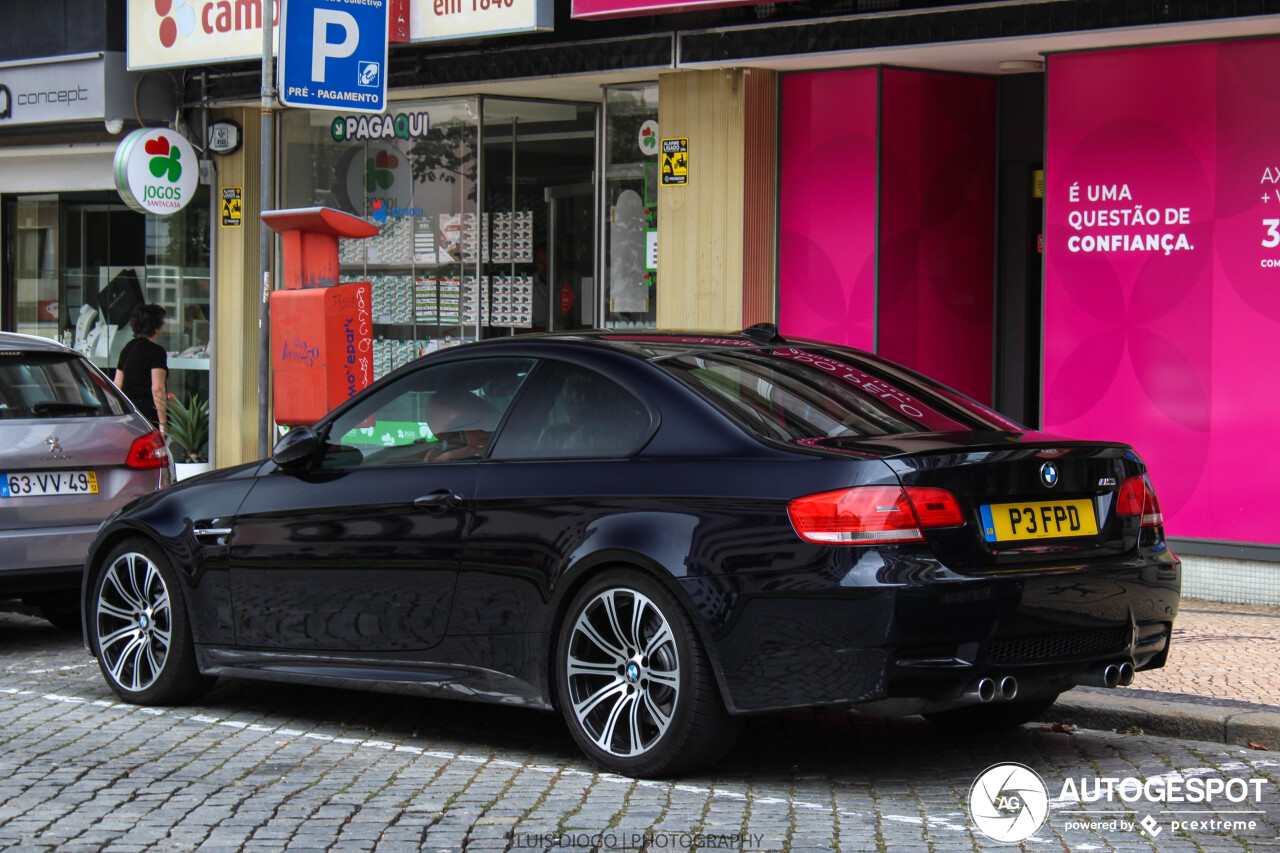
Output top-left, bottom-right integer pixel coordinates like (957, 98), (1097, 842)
(980, 499), (1097, 542)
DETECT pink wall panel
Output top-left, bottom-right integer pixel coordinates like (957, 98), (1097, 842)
(778, 69), (879, 351)
(1045, 41), (1280, 543)
(877, 69), (997, 405)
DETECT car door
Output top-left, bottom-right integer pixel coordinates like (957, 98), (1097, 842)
(455, 359), (659, 635)
(228, 356), (535, 653)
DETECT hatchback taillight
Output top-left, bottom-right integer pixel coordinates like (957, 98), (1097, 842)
(788, 485), (965, 545)
(1117, 474), (1163, 527)
(126, 430), (170, 469)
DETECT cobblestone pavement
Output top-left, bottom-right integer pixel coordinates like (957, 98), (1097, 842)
(1, 606), (1279, 852)
(1129, 599), (1280, 706)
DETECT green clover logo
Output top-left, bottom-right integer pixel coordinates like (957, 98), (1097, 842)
(364, 151), (398, 192)
(143, 136), (182, 183)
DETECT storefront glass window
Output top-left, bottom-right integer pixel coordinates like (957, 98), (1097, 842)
(3, 190), (211, 408)
(603, 84), (659, 330)
(280, 96), (598, 382)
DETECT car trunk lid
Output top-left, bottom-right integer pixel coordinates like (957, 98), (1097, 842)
(0, 416), (156, 527)
(802, 431), (1149, 567)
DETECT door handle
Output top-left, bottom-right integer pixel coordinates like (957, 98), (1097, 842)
(414, 490), (460, 511)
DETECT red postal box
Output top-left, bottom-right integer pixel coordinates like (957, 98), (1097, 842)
(270, 283), (372, 426)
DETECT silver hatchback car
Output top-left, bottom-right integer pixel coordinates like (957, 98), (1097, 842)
(0, 332), (171, 629)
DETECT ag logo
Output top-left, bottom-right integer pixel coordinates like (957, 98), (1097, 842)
(968, 763), (1049, 843)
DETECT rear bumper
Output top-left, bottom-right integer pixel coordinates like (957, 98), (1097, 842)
(0, 525), (96, 593)
(675, 549), (1180, 715)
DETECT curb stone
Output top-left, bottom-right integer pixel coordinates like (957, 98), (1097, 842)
(1038, 688), (1280, 749)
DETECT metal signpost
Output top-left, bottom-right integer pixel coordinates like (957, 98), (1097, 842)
(260, 0), (388, 455)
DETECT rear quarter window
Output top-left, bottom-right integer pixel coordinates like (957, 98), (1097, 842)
(657, 347), (1017, 441)
(490, 361), (652, 459)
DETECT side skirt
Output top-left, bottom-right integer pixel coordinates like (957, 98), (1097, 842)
(195, 645), (554, 710)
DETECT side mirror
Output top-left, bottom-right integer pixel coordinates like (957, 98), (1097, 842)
(271, 426), (322, 467)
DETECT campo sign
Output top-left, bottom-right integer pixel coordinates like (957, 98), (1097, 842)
(113, 128), (200, 215)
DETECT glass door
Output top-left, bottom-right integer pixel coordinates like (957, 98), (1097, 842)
(481, 98), (598, 334)
(602, 84), (659, 330)
(544, 183), (595, 331)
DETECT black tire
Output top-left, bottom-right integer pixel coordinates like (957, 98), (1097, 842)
(555, 570), (741, 778)
(89, 538), (215, 705)
(27, 593), (81, 632)
(923, 692), (1061, 733)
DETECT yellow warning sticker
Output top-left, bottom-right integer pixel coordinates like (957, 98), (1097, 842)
(661, 138), (689, 187)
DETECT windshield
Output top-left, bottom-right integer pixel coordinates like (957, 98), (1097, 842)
(0, 352), (130, 419)
(659, 347), (1022, 441)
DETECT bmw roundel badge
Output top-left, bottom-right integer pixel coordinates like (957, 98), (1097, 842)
(1040, 461), (1059, 488)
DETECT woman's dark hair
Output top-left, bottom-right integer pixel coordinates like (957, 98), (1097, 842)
(130, 303), (166, 338)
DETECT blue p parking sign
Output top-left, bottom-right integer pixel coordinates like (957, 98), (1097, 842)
(279, 0), (389, 114)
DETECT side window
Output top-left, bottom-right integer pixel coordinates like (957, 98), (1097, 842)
(318, 357), (535, 468)
(490, 361), (652, 460)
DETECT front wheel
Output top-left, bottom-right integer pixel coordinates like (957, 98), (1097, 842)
(90, 538), (215, 705)
(555, 571), (740, 777)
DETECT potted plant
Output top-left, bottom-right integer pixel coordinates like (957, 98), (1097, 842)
(166, 393), (211, 480)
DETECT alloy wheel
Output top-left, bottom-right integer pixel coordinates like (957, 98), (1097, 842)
(564, 587), (680, 758)
(95, 551), (173, 693)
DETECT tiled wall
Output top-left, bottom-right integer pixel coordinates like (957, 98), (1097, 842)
(1180, 555), (1280, 606)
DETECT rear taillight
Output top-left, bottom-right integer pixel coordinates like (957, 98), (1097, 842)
(1117, 474), (1163, 527)
(788, 485), (965, 545)
(126, 430), (170, 469)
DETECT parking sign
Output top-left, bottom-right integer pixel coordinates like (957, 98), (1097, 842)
(279, 0), (389, 114)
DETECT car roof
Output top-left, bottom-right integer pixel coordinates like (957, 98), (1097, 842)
(0, 332), (77, 355)
(455, 326), (796, 362)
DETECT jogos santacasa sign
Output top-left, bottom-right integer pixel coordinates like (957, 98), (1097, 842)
(113, 128), (200, 215)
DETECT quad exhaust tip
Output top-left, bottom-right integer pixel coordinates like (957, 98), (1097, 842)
(1072, 661), (1136, 689)
(1117, 661), (1135, 686)
(967, 677), (997, 703)
(966, 662), (1131, 704)
(965, 675), (1019, 703)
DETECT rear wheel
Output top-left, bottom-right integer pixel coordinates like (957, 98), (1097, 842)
(555, 570), (740, 777)
(923, 692), (1061, 733)
(90, 538), (214, 705)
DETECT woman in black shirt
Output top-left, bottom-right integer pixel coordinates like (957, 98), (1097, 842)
(113, 303), (169, 432)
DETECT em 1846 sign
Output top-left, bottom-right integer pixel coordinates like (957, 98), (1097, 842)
(113, 128), (199, 215)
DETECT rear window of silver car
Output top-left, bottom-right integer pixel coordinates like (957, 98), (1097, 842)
(0, 352), (131, 419)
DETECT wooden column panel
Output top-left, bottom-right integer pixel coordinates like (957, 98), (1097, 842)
(211, 107), (266, 467)
(657, 68), (777, 332)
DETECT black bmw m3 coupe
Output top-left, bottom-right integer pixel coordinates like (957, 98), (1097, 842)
(82, 326), (1179, 776)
